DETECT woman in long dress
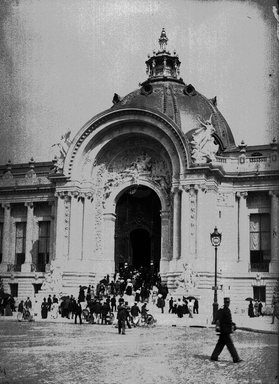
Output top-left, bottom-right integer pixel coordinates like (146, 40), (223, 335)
(41, 298), (48, 319)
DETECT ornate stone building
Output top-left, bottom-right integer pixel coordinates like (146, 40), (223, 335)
(0, 29), (278, 312)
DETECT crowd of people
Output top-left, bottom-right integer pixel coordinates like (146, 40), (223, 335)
(248, 299), (264, 317)
(37, 267), (166, 329)
(168, 297), (199, 318)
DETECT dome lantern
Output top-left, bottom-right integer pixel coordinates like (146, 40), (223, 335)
(145, 28), (182, 83)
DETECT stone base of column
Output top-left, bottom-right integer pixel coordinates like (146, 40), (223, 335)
(169, 259), (178, 272)
(21, 263), (32, 273)
(159, 258), (169, 275)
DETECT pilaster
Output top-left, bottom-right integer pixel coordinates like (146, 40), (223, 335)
(21, 202), (34, 272)
(0, 203), (11, 272)
(160, 210), (170, 273)
(54, 192), (71, 266)
(236, 191), (249, 266)
(180, 186), (190, 263)
(82, 193), (95, 264)
(48, 201), (55, 263)
(69, 192), (83, 262)
(269, 190), (279, 269)
(172, 187), (181, 261)
(102, 212), (116, 275)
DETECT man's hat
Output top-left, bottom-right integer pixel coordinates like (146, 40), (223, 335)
(224, 297), (230, 303)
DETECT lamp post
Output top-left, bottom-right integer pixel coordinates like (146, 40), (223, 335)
(210, 226), (222, 324)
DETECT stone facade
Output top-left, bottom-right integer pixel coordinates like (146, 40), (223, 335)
(0, 30), (278, 314)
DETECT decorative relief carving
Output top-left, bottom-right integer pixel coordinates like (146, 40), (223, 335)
(174, 263), (200, 296)
(99, 147), (171, 208)
(217, 192), (234, 207)
(183, 185), (198, 253)
(64, 195), (71, 245)
(190, 115), (219, 164)
(90, 143), (172, 256)
(25, 169), (37, 181)
(2, 171), (13, 181)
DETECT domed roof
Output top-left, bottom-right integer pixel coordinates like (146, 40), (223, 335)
(111, 29), (236, 152)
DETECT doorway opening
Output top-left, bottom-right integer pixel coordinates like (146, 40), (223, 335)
(115, 185), (161, 273)
(130, 228), (151, 269)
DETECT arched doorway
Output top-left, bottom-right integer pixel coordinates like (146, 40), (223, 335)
(114, 185), (161, 273)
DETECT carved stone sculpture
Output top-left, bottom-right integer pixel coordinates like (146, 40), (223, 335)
(190, 115), (219, 163)
(174, 263), (199, 295)
(51, 130), (71, 173)
(41, 264), (63, 294)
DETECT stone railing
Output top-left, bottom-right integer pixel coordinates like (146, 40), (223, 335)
(214, 154), (278, 173)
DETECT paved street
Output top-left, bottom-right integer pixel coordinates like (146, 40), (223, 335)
(0, 320), (278, 384)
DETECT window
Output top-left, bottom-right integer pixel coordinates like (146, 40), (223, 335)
(253, 286), (266, 302)
(38, 221), (50, 270)
(10, 283), (18, 298)
(15, 222), (26, 268)
(250, 214), (270, 272)
(0, 222), (3, 264)
(33, 283), (42, 294)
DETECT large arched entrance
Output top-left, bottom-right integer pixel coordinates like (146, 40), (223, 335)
(114, 185), (161, 273)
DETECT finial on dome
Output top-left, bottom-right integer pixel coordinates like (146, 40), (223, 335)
(158, 28), (168, 51)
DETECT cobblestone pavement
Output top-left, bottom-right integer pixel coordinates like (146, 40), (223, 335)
(0, 321), (278, 384)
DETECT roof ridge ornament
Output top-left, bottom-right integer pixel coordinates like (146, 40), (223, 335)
(158, 28), (168, 52)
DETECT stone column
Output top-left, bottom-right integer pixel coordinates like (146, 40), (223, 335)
(188, 186), (198, 260)
(160, 210), (170, 274)
(22, 202), (34, 272)
(0, 203), (11, 272)
(269, 191), (279, 262)
(69, 192), (83, 263)
(236, 192), (249, 264)
(196, 185), (209, 262)
(48, 201), (55, 263)
(103, 213), (116, 275)
(54, 192), (68, 266)
(180, 186), (195, 263)
(172, 187), (181, 261)
(82, 193), (95, 265)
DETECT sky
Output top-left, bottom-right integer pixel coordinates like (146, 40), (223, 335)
(0, 0), (278, 164)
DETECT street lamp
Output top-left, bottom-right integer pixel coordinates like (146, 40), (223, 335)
(210, 226), (222, 324)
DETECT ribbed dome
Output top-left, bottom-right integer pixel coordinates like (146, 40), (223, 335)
(111, 29), (236, 152)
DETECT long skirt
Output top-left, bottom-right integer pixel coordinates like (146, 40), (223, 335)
(41, 307), (48, 319)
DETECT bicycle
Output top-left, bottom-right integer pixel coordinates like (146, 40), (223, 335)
(139, 313), (156, 327)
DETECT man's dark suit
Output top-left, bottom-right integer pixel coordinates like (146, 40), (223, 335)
(211, 304), (241, 363)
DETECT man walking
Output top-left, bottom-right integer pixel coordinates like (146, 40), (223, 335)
(131, 302), (141, 326)
(117, 301), (127, 335)
(271, 299), (279, 324)
(74, 300), (82, 324)
(210, 297), (242, 363)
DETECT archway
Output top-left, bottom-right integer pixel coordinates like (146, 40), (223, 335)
(114, 185), (161, 273)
